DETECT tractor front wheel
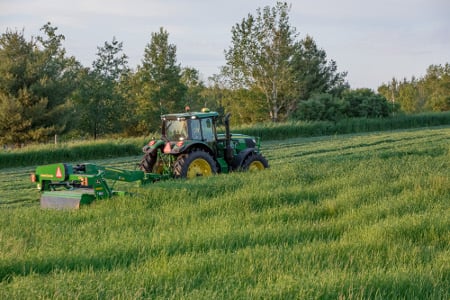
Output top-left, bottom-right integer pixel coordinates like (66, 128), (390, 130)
(242, 153), (269, 171)
(174, 150), (217, 179)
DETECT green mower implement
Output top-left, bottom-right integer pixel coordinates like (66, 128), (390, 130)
(31, 163), (164, 209)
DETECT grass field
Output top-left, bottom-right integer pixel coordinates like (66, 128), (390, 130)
(0, 127), (449, 299)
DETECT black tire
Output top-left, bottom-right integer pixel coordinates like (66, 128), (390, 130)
(139, 151), (156, 173)
(242, 153), (269, 171)
(174, 150), (217, 179)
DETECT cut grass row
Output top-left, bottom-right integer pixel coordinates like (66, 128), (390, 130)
(0, 127), (449, 298)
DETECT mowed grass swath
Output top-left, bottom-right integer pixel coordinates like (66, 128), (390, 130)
(0, 127), (449, 298)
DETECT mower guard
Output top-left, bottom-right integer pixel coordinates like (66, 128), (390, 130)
(40, 190), (96, 209)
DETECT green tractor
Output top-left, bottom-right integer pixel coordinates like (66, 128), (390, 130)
(30, 109), (268, 209)
(139, 109), (268, 178)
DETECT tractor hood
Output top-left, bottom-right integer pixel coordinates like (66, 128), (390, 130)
(217, 133), (260, 151)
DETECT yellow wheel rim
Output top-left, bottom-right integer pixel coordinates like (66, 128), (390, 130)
(187, 158), (212, 179)
(248, 160), (265, 171)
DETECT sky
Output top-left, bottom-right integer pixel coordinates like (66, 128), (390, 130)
(0, 0), (449, 90)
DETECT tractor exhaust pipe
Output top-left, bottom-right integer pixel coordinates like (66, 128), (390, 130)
(224, 113), (234, 166)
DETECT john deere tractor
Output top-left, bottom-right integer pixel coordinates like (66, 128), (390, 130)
(31, 109), (268, 209)
(140, 109), (268, 178)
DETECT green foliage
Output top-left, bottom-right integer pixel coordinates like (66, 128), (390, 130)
(132, 27), (187, 134)
(222, 2), (347, 122)
(0, 138), (145, 168)
(1, 19), (448, 144)
(424, 64), (450, 111)
(223, 2), (298, 122)
(73, 37), (130, 139)
(378, 63), (450, 113)
(221, 88), (267, 124)
(292, 35), (348, 102)
(341, 88), (392, 118)
(295, 89), (394, 122)
(0, 127), (449, 298)
(181, 67), (206, 110)
(0, 24), (80, 145)
(295, 93), (346, 121)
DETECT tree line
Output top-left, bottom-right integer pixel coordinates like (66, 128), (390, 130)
(1, 2), (448, 145)
(378, 64), (450, 113)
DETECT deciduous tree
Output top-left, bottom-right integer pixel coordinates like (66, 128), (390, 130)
(378, 63), (449, 114)
(133, 27), (187, 133)
(74, 37), (129, 139)
(292, 35), (348, 102)
(222, 2), (297, 122)
(181, 67), (205, 110)
(424, 64), (450, 111)
(222, 2), (347, 122)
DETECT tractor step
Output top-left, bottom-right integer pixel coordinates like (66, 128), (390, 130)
(40, 189), (96, 209)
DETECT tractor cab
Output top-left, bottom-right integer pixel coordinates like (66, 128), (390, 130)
(157, 109), (221, 159)
(161, 110), (218, 143)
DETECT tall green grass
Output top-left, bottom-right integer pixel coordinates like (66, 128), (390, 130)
(234, 111), (450, 141)
(0, 137), (146, 168)
(0, 127), (449, 298)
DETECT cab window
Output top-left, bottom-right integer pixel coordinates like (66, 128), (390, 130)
(190, 119), (202, 140)
(201, 118), (214, 142)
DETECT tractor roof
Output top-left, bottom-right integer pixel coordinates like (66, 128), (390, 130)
(162, 110), (219, 120)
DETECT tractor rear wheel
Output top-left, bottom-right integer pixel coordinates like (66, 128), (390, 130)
(242, 153), (269, 171)
(174, 150), (217, 179)
(139, 152), (156, 173)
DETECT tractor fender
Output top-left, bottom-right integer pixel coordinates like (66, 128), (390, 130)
(232, 148), (258, 170)
(181, 142), (215, 157)
(143, 140), (165, 154)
